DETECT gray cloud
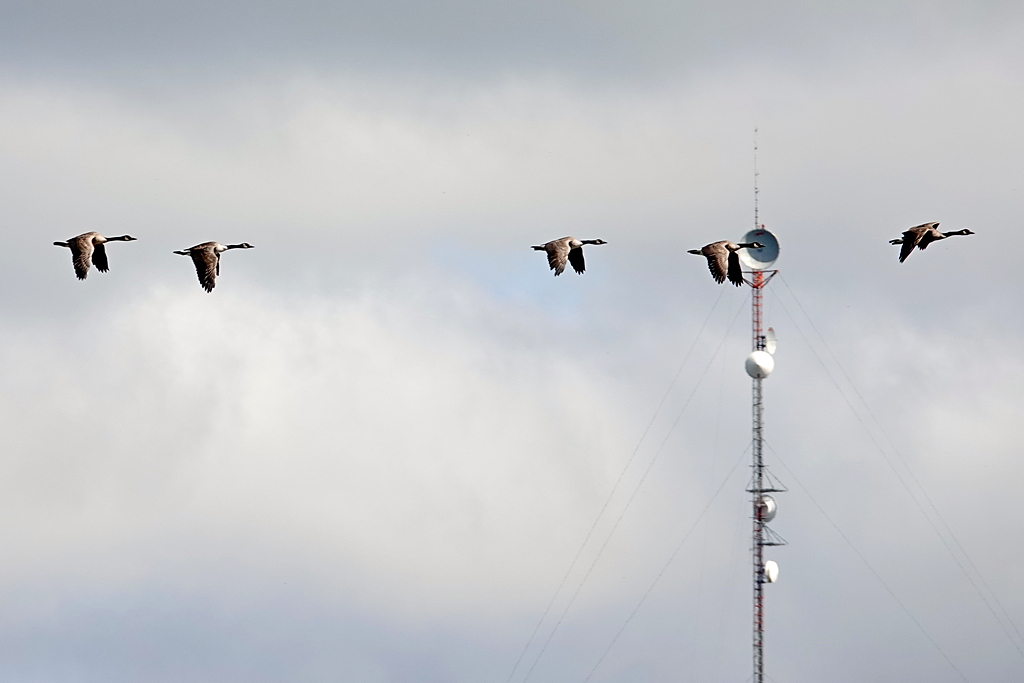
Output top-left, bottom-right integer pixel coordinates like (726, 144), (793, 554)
(2, 0), (1022, 80)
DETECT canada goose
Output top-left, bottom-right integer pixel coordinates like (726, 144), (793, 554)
(53, 232), (137, 280)
(531, 236), (607, 276)
(174, 242), (254, 292)
(687, 241), (765, 286)
(889, 222), (974, 262)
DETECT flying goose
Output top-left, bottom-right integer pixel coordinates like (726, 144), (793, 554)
(53, 232), (137, 280)
(688, 240), (765, 286)
(174, 242), (254, 292)
(889, 222), (974, 262)
(531, 236), (607, 276)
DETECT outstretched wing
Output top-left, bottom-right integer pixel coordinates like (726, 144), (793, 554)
(545, 240), (570, 276)
(898, 229), (922, 262)
(898, 223), (936, 262)
(69, 236), (94, 280)
(898, 236), (918, 262)
(704, 243), (729, 284)
(917, 225), (945, 251)
(92, 242), (109, 272)
(190, 248), (219, 292)
(727, 250), (745, 286)
(567, 247), (586, 274)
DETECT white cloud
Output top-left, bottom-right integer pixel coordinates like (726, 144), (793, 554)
(0, 281), (676, 617)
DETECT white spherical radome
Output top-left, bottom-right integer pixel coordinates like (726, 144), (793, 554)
(745, 350), (775, 379)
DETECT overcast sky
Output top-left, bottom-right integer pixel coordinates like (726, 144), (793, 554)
(1, 1), (1023, 681)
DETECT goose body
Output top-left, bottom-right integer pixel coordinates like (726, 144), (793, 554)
(53, 232), (137, 280)
(889, 222), (974, 262)
(688, 240), (765, 286)
(531, 236), (607, 276)
(174, 242), (254, 292)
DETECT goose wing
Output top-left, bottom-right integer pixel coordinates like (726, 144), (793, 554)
(898, 223), (936, 262)
(897, 237), (918, 262)
(727, 250), (745, 286)
(91, 242), (109, 273)
(545, 239), (571, 276)
(916, 224), (944, 251)
(703, 242), (730, 284)
(190, 247), (219, 292)
(567, 246), (586, 274)
(69, 235), (95, 280)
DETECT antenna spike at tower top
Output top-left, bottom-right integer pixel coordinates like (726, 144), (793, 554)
(754, 127), (760, 230)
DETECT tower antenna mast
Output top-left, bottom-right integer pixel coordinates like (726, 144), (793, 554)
(739, 132), (786, 683)
(754, 128), (760, 230)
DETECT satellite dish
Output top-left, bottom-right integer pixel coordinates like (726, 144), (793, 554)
(756, 494), (777, 522)
(763, 560), (779, 583)
(738, 227), (779, 270)
(765, 328), (777, 355)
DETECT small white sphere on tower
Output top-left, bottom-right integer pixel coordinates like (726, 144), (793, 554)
(745, 350), (775, 379)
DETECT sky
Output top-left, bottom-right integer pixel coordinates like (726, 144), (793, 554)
(0, 1), (1023, 681)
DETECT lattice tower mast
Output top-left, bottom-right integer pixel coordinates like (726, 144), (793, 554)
(745, 129), (785, 683)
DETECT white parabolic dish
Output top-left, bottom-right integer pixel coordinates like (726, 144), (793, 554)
(764, 560), (779, 583)
(757, 494), (777, 522)
(765, 327), (777, 355)
(738, 228), (779, 270)
(746, 351), (774, 379)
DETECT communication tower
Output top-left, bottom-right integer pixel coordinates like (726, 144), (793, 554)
(739, 153), (786, 683)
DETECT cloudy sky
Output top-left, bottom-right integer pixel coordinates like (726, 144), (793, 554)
(1, 1), (1023, 681)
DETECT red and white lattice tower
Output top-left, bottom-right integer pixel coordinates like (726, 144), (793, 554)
(741, 134), (786, 683)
